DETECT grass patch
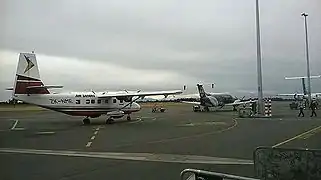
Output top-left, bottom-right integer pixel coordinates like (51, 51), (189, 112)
(0, 104), (47, 111)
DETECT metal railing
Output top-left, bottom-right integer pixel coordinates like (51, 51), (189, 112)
(181, 169), (260, 180)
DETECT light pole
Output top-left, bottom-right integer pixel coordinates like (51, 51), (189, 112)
(301, 12), (311, 104)
(255, 0), (264, 115)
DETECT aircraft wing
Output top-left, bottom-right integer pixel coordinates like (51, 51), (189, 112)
(97, 90), (182, 98)
(225, 100), (257, 106)
(181, 101), (201, 105)
(277, 93), (304, 96)
(285, 75), (321, 80)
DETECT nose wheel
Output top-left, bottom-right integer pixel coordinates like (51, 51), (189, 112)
(127, 115), (131, 121)
(83, 117), (91, 125)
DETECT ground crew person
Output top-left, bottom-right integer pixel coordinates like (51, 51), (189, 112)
(298, 102), (304, 117)
(310, 100), (317, 117)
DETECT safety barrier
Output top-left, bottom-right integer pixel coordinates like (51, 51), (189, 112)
(264, 99), (272, 117)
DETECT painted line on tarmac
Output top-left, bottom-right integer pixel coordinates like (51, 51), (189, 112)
(148, 119), (238, 144)
(128, 118), (142, 124)
(0, 148), (253, 165)
(35, 131), (56, 135)
(115, 118), (238, 148)
(85, 142), (92, 147)
(178, 121), (227, 127)
(272, 125), (321, 148)
(10, 120), (19, 130)
(86, 126), (102, 148)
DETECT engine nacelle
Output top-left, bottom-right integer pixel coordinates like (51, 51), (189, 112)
(107, 110), (125, 119)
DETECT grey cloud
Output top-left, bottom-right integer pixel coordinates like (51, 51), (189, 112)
(1, 0), (321, 101)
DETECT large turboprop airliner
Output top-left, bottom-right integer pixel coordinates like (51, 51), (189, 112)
(183, 84), (255, 111)
(6, 52), (182, 124)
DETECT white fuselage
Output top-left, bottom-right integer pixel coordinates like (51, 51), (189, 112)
(14, 92), (141, 118)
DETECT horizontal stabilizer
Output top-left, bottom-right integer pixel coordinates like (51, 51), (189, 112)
(285, 75), (321, 80)
(26, 85), (63, 89)
(226, 100), (257, 106)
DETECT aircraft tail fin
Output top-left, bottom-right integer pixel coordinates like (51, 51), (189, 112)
(302, 78), (307, 95)
(197, 84), (207, 98)
(12, 52), (50, 95)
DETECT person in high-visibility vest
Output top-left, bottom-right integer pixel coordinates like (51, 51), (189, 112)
(298, 102), (305, 117)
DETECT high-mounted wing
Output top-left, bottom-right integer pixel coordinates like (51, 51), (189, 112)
(97, 90), (182, 98)
(285, 75), (321, 80)
(277, 93), (304, 96)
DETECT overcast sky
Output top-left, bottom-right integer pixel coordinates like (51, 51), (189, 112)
(0, 0), (320, 101)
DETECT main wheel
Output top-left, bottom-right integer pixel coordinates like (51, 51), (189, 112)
(205, 107), (210, 112)
(83, 118), (90, 125)
(127, 115), (131, 121)
(106, 118), (114, 124)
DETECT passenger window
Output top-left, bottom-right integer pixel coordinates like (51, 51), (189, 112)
(76, 100), (80, 104)
(91, 99), (95, 104)
(86, 99), (90, 104)
(105, 99), (108, 103)
(113, 99), (116, 103)
(98, 99), (101, 104)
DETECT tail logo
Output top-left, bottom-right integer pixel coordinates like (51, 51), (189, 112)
(23, 55), (35, 73)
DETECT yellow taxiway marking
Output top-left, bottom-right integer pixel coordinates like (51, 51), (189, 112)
(90, 136), (95, 140)
(272, 125), (321, 148)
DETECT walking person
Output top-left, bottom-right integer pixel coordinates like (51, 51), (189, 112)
(310, 99), (317, 117)
(298, 102), (305, 117)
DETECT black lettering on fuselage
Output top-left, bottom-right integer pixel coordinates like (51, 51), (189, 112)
(82, 95), (95, 98)
(49, 98), (73, 104)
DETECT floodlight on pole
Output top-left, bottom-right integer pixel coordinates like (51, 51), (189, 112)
(255, 0), (264, 115)
(301, 12), (312, 104)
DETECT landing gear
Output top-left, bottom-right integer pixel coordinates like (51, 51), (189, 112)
(83, 117), (90, 125)
(127, 115), (131, 121)
(106, 117), (114, 124)
(204, 107), (210, 112)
